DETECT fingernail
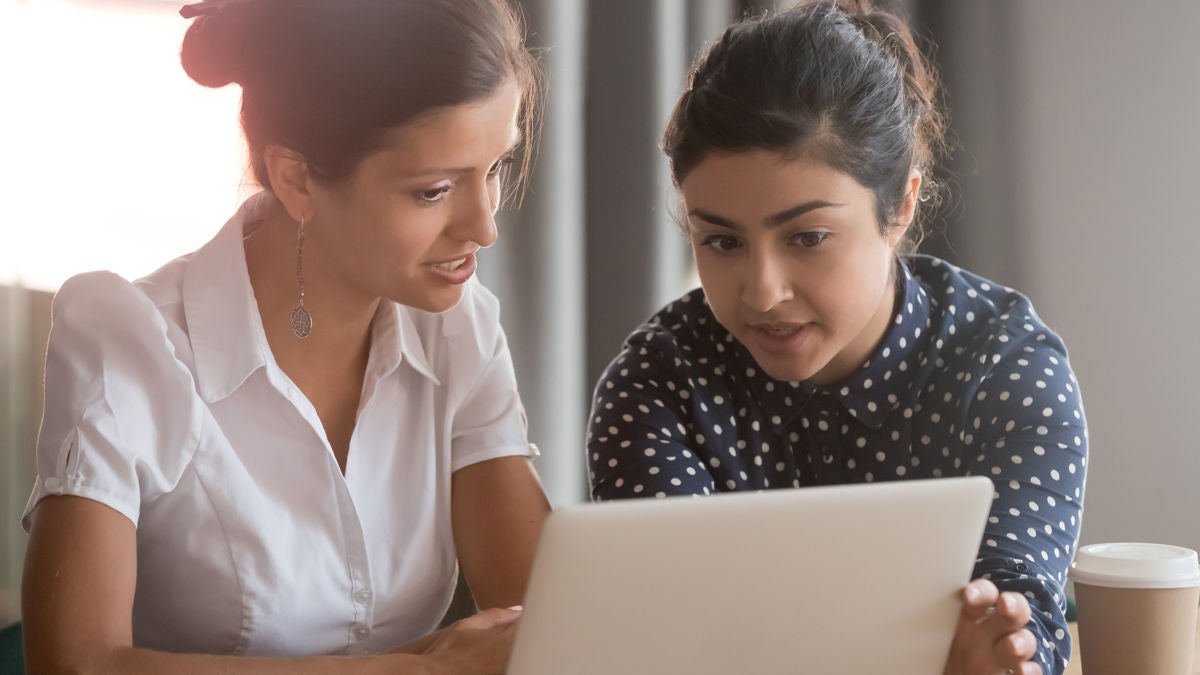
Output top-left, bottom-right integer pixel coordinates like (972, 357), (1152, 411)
(506, 605), (524, 612)
(965, 586), (980, 602)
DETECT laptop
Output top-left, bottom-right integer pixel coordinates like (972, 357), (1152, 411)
(508, 476), (993, 675)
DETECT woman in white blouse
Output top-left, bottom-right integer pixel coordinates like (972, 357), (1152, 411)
(20, 1), (550, 673)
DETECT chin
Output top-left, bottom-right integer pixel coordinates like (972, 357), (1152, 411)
(748, 351), (821, 384)
(391, 287), (465, 314)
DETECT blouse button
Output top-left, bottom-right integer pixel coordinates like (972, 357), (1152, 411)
(354, 589), (372, 605)
(351, 622), (370, 641)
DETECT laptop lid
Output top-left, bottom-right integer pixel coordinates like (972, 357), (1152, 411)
(508, 475), (993, 675)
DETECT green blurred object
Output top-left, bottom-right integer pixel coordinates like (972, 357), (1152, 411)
(1066, 594), (1077, 623)
(0, 622), (23, 675)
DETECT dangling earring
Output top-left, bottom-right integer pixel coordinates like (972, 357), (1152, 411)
(290, 216), (313, 338)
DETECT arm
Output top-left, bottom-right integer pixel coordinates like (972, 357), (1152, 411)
(451, 456), (551, 609)
(951, 334), (1087, 675)
(446, 294), (550, 609)
(23, 496), (450, 675)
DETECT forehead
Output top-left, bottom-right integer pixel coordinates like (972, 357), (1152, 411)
(680, 150), (873, 214)
(367, 81), (522, 175)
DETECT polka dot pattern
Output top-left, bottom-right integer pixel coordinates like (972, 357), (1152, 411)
(587, 255), (1087, 675)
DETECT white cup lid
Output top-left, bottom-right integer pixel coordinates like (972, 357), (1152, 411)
(1070, 542), (1200, 589)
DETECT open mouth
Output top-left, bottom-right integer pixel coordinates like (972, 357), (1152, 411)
(748, 322), (810, 355)
(430, 257), (469, 272)
(423, 252), (478, 285)
(759, 325), (802, 337)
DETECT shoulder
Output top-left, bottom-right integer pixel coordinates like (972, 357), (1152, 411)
(53, 270), (171, 343)
(49, 269), (199, 387)
(910, 256), (1042, 328)
(42, 271), (204, 461)
(908, 255), (1070, 368)
(44, 253), (195, 358)
(34, 271), (205, 530)
(907, 260), (1085, 436)
(594, 288), (747, 405)
(52, 261), (197, 366)
(619, 288), (722, 362)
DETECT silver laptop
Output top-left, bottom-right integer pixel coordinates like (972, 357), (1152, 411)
(508, 476), (993, 675)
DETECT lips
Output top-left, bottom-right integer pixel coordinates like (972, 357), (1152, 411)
(748, 321), (811, 355)
(423, 251), (478, 285)
(752, 322), (804, 335)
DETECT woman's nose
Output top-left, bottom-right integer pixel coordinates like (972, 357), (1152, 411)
(740, 252), (795, 313)
(452, 182), (499, 248)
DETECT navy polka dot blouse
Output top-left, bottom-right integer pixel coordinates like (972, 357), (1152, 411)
(588, 255), (1087, 674)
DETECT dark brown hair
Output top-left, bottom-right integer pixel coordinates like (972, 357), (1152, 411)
(181, 0), (540, 201)
(663, 0), (947, 240)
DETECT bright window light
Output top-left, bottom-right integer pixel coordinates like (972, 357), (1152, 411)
(0, 0), (253, 293)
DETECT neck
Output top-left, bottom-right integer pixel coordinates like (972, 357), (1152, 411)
(244, 199), (377, 377)
(811, 256), (901, 387)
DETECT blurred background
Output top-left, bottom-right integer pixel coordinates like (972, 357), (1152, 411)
(2, 0), (1198, 626)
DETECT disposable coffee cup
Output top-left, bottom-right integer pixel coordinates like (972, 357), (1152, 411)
(1070, 542), (1200, 675)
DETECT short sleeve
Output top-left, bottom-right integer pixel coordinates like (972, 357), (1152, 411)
(21, 272), (203, 531)
(965, 331), (1087, 675)
(447, 284), (534, 472)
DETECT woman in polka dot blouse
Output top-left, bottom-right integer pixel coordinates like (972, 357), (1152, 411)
(587, 3), (1086, 674)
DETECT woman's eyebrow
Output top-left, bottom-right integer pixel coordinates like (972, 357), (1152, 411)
(763, 200), (844, 227)
(390, 131), (523, 179)
(687, 200), (844, 230)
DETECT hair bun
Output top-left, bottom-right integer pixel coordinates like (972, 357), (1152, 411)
(180, 11), (247, 88)
(835, 1), (945, 163)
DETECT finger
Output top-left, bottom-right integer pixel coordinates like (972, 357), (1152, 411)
(992, 592), (1033, 629)
(960, 579), (1000, 622)
(500, 616), (522, 636)
(1015, 661), (1043, 675)
(457, 606), (523, 630)
(994, 628), (1038, 667)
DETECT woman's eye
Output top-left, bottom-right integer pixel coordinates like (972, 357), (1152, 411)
(700, 234), (741, 252)
(793, 231), (831, 248)
(419, 186), (451, 203)
(487, 157), (514, 178)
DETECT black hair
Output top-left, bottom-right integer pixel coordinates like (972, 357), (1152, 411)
(181, 0), (540, 201)
(663, 0), (947, 242)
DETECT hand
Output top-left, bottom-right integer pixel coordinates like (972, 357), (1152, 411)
(421, 606), (522, 675)
(942, 579), (1043, 675)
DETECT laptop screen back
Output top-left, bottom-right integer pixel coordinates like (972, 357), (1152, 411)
(508, 476), (993, 675)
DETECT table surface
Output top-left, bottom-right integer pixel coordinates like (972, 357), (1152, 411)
(1064, 622), (1200, 674)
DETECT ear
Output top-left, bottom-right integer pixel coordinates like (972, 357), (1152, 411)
(263, 144), (313, 223)
(887, 169), (922, 249)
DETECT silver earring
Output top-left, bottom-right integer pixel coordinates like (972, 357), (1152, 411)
(290, 217), (312, 338)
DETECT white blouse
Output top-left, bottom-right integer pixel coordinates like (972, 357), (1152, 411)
(21, 192), (536, 656)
